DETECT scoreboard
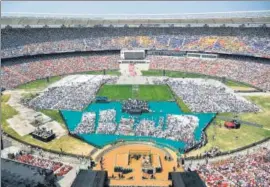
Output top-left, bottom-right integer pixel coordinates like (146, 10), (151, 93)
(121, 49), (145, 60)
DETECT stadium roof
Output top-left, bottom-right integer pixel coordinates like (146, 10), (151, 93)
(169, 171), (206, 187)
(2, 10), (270, 28)
(71, 170), (107, 187)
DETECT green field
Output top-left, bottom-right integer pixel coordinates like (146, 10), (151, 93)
(142, 70), (254, 89)
(187, 96), (270, 156)
(16, 76), (62, 90)
(175, 97), (192, 113)
(137, 85), (174, 101)
(218, 96), (270, 129)
(97, 84), (174, 101)
(97, 85), (132, 100)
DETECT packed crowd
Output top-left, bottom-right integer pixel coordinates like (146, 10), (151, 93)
(29, 75), (117, 110)
(134, 115), (199, 143)
(134, 120), (157, 137)
(71, 112), (96, 134)
(32, 127), (55, 139)
(96, 109), (118, 134)
(165, 115), (199, 144)
(148, 55), (270, 91)
(195, 147), (270, 187)
(14, 152), (72, 176)
(122, 99), (149, 114)
(69, 108), (199, 145)
(161, 78), (260, 113)
(115, 118), (135, 136)
(2, 27), (270, 58)
(1, 53), (119, 89)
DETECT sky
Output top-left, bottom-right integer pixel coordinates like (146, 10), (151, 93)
(2, 1), (270, 16)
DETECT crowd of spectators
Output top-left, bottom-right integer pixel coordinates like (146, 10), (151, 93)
(68, 108), (199, 146)
(1, 53), (119, 89)
(165, 115), (198, 144)
(122, 99), (149, 114)
(96, 109), (118, 134)
(29, 75), (117, 110)
(14, 152), (72, 176)
(134, 115), (199, 144)
(161, 78), (260, 113)
(134, 120), (157, 137)
(2, 27), (270, 58)
(195, 147), (270, 187)
(71, 112), (96, 134)
(148, 55), (270, 91)
(115, 118), (135, 136)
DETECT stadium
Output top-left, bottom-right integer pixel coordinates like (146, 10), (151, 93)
(1, 7), (270, 187)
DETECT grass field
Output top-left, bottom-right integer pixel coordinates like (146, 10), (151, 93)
(187, 120), (270, 157)
(97, 85), (132, 100)
(1, 94), (94, 156)
(97, 84), (174, 101)
(218, 96), (270, 129)
(187, 96), (270, 156)
(175, 97), (192, 113)
(142, 70), (254, 89)
(137, 85), (174, 101)
(16, 76), (62, 90)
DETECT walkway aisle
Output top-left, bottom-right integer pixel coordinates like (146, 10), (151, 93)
(5, 90), (67, 137)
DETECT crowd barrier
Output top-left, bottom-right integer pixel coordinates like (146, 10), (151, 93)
(185, 136), (270, 160)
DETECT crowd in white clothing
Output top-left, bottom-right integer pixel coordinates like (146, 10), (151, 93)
(71, 112), (96, 134)
(29, 75), (117, 111)
(96, 109), (118, 134)
(115, 118), (135, 136)
(134, 120), (157, 137)
(159, 78), (260, 113)
(69, 109), (199, 145)
(134, 115), (199, 144)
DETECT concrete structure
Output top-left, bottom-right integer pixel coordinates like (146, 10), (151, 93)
(2, 11), (270, 28)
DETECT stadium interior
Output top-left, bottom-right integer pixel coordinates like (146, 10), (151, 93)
(1, 8), (270, 187)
